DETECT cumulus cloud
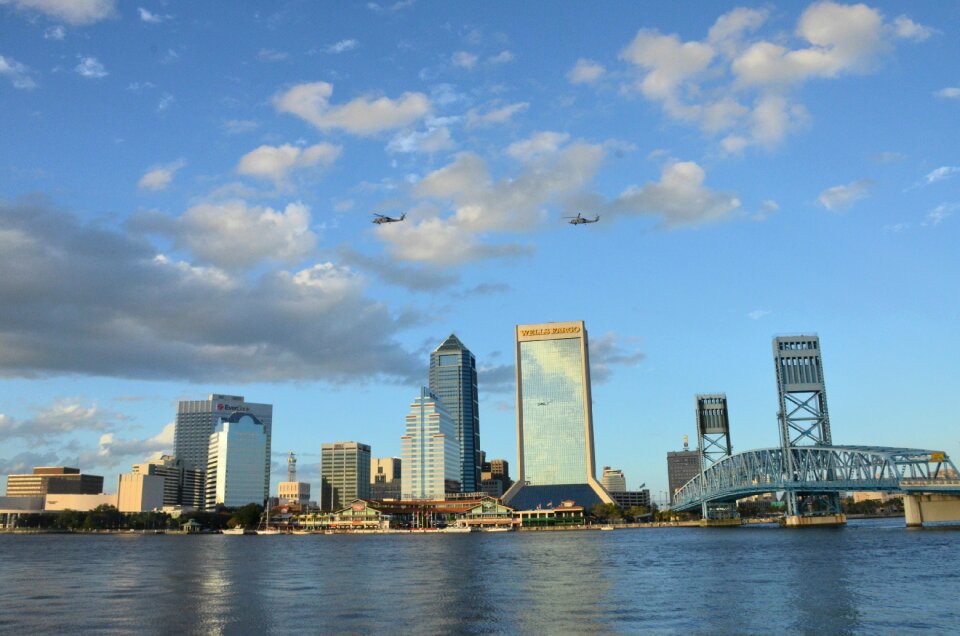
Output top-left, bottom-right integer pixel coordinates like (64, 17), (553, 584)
(465, 101), (528, 128)
(133, 200), (318, 271)
(589, 332), (645, 383)
(74, 55), (107, 78)
(334, 245), (458, 291)
(452, 51), (478, 69)
(567, 58), (605, 84)
(236, 142), (342, 183)
(506, 131), (570, 162)
(325, 39), (358, 54)
(607, 161), (741, 227)
(0, 197), (419, 383)
(1, 0), (115, 25)
(0, 54), (36, 89)
(386, 126), (455, 154)
(274, 81), (431, 135)
(138, 7), (170, 23)
(96, 422), (174, 466)
(0, 399), (115, 442)
(137, 159), (186, 191)
(619, 3), (931, 151)
(377, 139), (604, 264)
(817, 179), (872, 211)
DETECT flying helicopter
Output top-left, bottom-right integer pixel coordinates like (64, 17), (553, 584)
(565, 213), (599, 225)
(372, 213), (406, 225)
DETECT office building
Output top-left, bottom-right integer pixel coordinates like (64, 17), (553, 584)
(320, 442), (371, 511)
(502, 321), (614, 510)
(611, 490), (652, 509)
(429, 334), (480, 492)
(131, 455), (204, 509)
(401, 387), (461, 500)
(667, 444), (701, 505)
(205, 413), (268, 509)
(117, 473), (165, 513)
(5, 467), (103, 497)
(480, 458), (512, 498)
(602, 467), (627, 493)
(370, 457), (402, 500)
(174, 394), (273, 502)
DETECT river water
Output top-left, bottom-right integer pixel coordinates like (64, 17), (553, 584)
(0, 519), (958, 634)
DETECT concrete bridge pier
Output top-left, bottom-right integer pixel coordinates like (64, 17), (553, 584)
(780, 514), (846, 527)
(904, 494), (960, 527)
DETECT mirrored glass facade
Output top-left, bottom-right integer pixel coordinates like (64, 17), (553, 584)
(519, 338), (589, 485)
(429, 335), (480, 493)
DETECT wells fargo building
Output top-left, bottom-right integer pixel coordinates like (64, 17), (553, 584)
(503, 321), (613, 510)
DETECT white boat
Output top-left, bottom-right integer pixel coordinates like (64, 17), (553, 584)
(482, 527), (514, 532)
(256, 528), (281, 535)
(222, 527), (246, 535)
(440, 526), (474, 533)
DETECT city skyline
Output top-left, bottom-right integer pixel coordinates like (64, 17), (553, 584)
(1, 2), (958, 503)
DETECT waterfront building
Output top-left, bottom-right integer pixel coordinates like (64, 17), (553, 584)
(502, 321), (614, 510)
(370, 457), (402, 500)
(401, 387), (461, 500)
(174, 394), (273, 502)
(480, 479), (504, 498)
(43, 493), (117, 511)
(667, 443), (701, 505)
(602, 467), (627, 493)
(429, 334), (480, 493)
(278, 451), (311, 506)
(117, 473), (164, 513)
(611, 490), (652, 509)
(5, 467), (103, 497)
(516, 500), (585, 528)
(131, 455), (204, 509)
(205, 413), (267, 509)
(320, 442), (371, 511)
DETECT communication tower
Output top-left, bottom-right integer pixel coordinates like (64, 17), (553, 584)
(287, 451), (297, 483)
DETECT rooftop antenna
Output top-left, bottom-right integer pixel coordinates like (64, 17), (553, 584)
(287, 451), (297, 483)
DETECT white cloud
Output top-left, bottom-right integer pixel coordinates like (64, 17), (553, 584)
(0, 399), (113, 442)
(567, 58), (605, 84)
(487, 50), (513, 64)
(43, 24), (65, 39)
(138, 7), (170, 23)
(619, 3), (931, 151)
(0, 54), (36, 89)
(506, 131), (570, 162)
(608, 161), (741, 227)
(923, 203), (957, 227)
(386, 126), (455, 154)
(137, 159), (186, 191)
(325, 39), (358, 54)
(2, 0), (115, 25)
(274, 81), (431, 135)
(367, 0), (414, 13)
(156, 92), (174, 113)
(236, 142), (342, 183)
(452, 51), (478, 69)
(97, 422), (174, 465)
(892, 15), (933, 41)
(589, 332), (645, 383)
(817, 179), (872, 211)
(258, 48), (288, 62)
(748, 309), (771, 320)
(74, 55), (107, 78)
(922, 166), (960, 185)
(378, 141), (604, 264)
(465, 101), (528, 128)
(935, 87), (960, 99)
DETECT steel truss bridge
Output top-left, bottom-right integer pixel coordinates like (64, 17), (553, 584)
(672, 445), (960, 513)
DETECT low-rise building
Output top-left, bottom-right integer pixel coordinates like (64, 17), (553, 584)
(278, 481), (311, 506)
(117, 473), (165, 513)
(610, 490), (651, 509)
(515, 500), (585, 528)
(6, 467), (104, 497)
(44, 493), (117, 511)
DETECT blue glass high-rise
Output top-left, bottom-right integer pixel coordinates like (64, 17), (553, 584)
(428, 334), (480, 493)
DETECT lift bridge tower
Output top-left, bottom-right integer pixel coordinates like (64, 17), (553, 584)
(696, 394), (734, 520)
(773, 335), (841, 517)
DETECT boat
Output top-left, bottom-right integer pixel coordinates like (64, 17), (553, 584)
(256, 527), (281, 535)
(222, 527), (246, 535)
(255, 500), (281, 535)
(440, 526), (474, 533)
(481, 526), (514, 532)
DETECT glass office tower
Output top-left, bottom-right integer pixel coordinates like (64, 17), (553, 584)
(503, 321), (613, 509)
(205, 413), (267, 509)
(428, 334), (480, 493)
(401, 387), (461, 500)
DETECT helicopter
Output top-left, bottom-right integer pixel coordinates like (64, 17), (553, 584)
(372, 213), (406, 224)
(565, 213), (599, 225)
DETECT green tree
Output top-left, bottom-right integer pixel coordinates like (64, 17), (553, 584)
(228, 503), (263, 529)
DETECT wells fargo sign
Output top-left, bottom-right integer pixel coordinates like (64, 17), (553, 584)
(520, 325), (581, 337)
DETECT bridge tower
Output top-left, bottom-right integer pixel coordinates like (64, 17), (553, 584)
(696, 394), (736, 521)
(773, 335), (842, 517)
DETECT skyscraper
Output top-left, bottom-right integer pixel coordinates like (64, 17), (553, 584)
(502, 321), (614, 509)
(174, 394), (273, 502)
(131, 455), (204, 508)
(601, 467), (627, 492)
(205, 413), (267, 509)
(401, 387), (461, 500)
(429, 334), (480, 493)
(370, 457), (402, 500)
(320, 442), (371, 511)
(667, 437), (700, 505)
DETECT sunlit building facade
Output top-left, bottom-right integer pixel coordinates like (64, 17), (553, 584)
(205, 413), (267, 509)
(401, 387), (461, 500)
(429, 334), (480, 493)
(320, 442), (371, 511)
(503, 321), (614, 509)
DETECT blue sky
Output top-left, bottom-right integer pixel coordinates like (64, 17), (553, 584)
(1, 1), (958, 503)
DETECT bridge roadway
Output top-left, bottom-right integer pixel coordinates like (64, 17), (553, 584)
(671, 445), (960, 519)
